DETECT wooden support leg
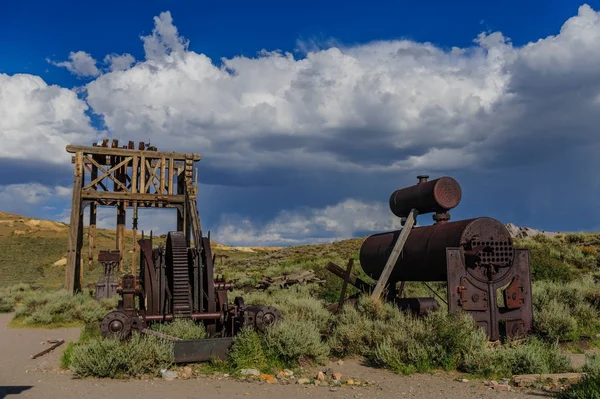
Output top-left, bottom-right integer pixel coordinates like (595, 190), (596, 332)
(337, 259), (354, 314)
(88, 203), (97, 271)
(65, 152), (84, 294)
(117, 202), (126, 272)
(371, 208), (418, 300)
(132, 203), (138, 276)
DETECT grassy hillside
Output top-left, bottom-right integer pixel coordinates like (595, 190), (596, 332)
(0, 211), (282, 289)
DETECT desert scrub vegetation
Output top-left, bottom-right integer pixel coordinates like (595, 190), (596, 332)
(8, 287), (118, 327)
(532, 275), (600, 341)
(326, 296), (571, 377)
(515, 233), (600, 282)
(0, 283), (33, 312)
(150, 318), (207, 339)
(69, 332), (174, 378)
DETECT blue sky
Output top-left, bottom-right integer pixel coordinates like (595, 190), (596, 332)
(2, 0), (600, 245)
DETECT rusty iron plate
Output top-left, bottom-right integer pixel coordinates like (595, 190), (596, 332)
(173, 337), (234, 363)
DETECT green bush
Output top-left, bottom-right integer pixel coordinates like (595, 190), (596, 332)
(0, 296), (15, 313)
(238, 284), (332, 333)
(13, 289), (117, 326)
(532, 277), (600, 340)
(70, 333), (173, 378)
(557, 375), (600, 399)
(584, 352), (600, 376)
(228, 328), (268, 370)
(263, 319), (330, 366)
(150, 319), (206, 339)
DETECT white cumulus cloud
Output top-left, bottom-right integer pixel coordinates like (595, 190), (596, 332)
(48, 50), (101, 78)
(0, 73), (99, 164)
(103, 53), (136, 72)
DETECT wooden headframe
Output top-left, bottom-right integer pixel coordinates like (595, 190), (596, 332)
(64, 139), (202, 293)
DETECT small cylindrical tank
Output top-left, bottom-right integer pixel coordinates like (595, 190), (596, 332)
(359, 217), (514, 282)
(389, 176), (462, 218)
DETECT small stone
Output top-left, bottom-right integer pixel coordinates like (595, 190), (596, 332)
(346, 379), (354, 386)
(331, 379), (342, 386)
(240, 369), (261, 376)
(459, 378), (469, 383)
(325, 368), (334, 376)
(333, 372), (342, 380)
(259, 374), (277, 384)
(314, 380), (321, 386)
(330, 387), (339, 392)
(161, 370), (178, 381)
(316, 371), (325, 381)
(297, 377), (310, 385)
(337, 360), (344, 365)
(492, 385), (511, 391)
(223, 374), (229, 378)
(283, 369), (294, 377)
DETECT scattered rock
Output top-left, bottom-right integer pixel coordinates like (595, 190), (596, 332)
(314, 380), (321, 386)
(297, 377), (310, 385)
(282, 369), (294, 377)
(180, 366), (193, 379)
(346, 379), (354, 386)
(540, 373), (585, 384)
(512, 374), (540, 387)
(458, 378), (469, 383)
(492, 385), (511, 391)
(333, 372), (342, 380)
(260, 374), (278, 384)
(316, 371), (325, 381)
(337, 360), (344, 365)
(161, 370), (178, 381)
(240, 368), (261, 376)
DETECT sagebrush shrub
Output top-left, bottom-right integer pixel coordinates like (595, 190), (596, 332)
(263, 319), (330, 366)
(150, 318), (206, 339)
(70, 333), (173, 378)
(228, 328), (268, 370)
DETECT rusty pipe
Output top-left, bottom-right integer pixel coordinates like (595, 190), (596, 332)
(144, 312), (222, 321)
(389, 176), (462, 218)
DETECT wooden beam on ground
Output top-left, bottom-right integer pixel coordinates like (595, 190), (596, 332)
(325, 262), (374, 294)
(371, 208), (418, 300)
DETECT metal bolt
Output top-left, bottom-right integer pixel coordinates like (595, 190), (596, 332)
(417, 175), (429, 184)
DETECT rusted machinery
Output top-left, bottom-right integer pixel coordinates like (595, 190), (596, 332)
(85, 139), (281, 362)
(100, 230), (281, 362)
(328, 175), (533, 341)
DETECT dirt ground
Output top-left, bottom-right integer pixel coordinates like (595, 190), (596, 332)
(0, 313), (541, 399)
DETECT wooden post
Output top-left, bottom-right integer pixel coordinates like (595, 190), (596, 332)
(88, 157), (97, 272)
(117, 203), (126, 272)
(337, 259), (354, 313)
(132, 203), (138, 276)
(65, 151), (84, 293)
(88, 203), (96, 272)
(371, 208), (419, 300)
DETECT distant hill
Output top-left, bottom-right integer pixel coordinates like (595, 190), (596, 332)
(0, 210), (593, 290)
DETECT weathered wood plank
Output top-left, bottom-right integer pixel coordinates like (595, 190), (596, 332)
(371, 208), (418, 299)
(65, 151), (84, 293)
(66, 145), (201, 161)
(81, 191), (186, 202)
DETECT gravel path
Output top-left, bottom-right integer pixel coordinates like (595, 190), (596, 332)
(0, 313), (540, 399)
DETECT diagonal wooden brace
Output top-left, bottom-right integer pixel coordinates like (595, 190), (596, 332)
(371, 208), (418, 299)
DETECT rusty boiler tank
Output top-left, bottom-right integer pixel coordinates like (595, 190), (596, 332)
(358, 175), (533, 341)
